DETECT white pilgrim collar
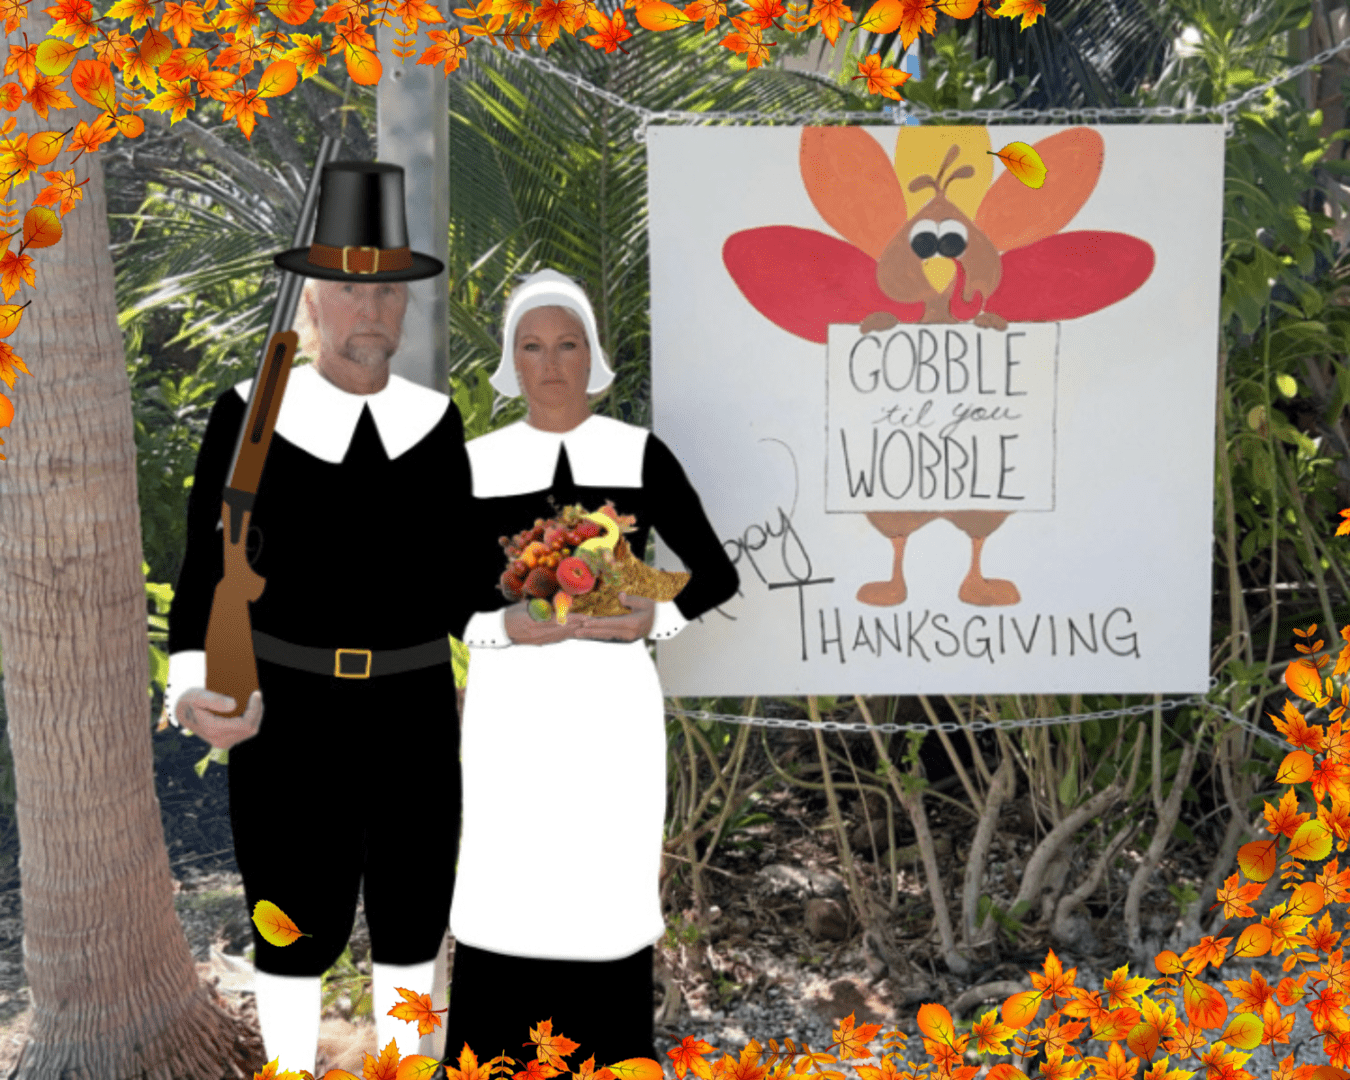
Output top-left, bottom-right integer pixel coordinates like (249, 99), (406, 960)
(234, 362), (450, 463)
(467, 413), (647, 497)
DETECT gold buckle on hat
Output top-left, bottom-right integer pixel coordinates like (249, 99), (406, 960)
(342, 246), (380, 274)
(334, 648), (372, 678)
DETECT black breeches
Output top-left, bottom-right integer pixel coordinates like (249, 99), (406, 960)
(227, 658), (460, 976)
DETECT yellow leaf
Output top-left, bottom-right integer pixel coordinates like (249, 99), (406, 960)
(25, 130), (64, 165)
(1219, 1013), (1262, 1051)
(252, 899), (308, 946)
(988, 140), (1046, 189)
(1001, 989), (1042, 1031)
(256, 58), (297, 96)
(1277, 749), (1316, 785)
(917, 1002), (957, 1045)
(0, 305), (23, 337)
(634, 0), (690, 28)
(856, 0), (900, 32)
(1237, 838), (1277, 882)
(1285, 659), (1326, 704)
(1288, 819), (1333, 863)
(34, 39), (79, 75)
(20, 206), (60, 249)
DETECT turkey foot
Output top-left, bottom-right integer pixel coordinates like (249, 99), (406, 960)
(857, 511), (942, 607)
(973, 310), (1008, 330)
(956, 533), (1020, 607)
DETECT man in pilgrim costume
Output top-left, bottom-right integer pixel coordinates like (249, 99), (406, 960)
(164, 161), (466, 1076)
(446, 269), (739, 1063)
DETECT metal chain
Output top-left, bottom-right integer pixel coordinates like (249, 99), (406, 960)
(494, 30), (1350, 141)
(664, 685), (1290, 751)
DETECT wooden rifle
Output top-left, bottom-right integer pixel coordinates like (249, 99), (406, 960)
(204, 135), (342, 718)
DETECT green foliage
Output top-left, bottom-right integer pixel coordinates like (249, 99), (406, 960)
(977, 895), (1028, 943)
(894, 28), (1020, 116)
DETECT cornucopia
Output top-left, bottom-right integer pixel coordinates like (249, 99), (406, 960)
(497, 502), (688, 624)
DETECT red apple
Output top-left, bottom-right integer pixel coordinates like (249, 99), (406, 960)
(556, 556), (597, 596)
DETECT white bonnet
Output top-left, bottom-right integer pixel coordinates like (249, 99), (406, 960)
(489, 268), (615, 397)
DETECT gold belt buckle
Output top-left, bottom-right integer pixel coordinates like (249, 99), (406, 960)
(341, 245), (380, 274)
(334, 648), (372, 678)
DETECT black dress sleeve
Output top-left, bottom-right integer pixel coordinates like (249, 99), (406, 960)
(445, 408), (511, 641)
(640, 433), (740, 622)
(167, 389), (247, 654)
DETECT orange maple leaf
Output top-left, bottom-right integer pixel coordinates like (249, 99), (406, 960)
(1266, 788), (1312, 839)
(681, 0), (723, 28)
(970, 1009), (1014, 1056)
(1224, 970), (1275, 1014)
(719, 14), (773, 66)
(446, 1044), (495, 1080)
(1307, 913), (1343, 957)
(159, 0), (212, 42)
(69, 112), (117, 154)
(0, 0), (26, 33)
(803, 0), (850, 42)
(1214, 872), (1264, 920)
(831, 1011), (883, 1059)
(1262, 998), (1295, 1047)
(0, 341), (27, 391)
(0, 248), (33, 299)
(1161, 1022), (1205, 1061)
(383, 985), (446, 1038)
(1103, 965), (1154, 1009)
(215, 0), (262, 33)
(104, 0), (157, 26)
(221, 84), (268, 137)
(24, 74), (73, 118)
(32, 168), (83, 214)
(853, 50), (907, 97)
(1273, 700), (1327, 753)
(526, 1018), (580, 1071)
(1319, 858), (1350, 903)
(1082, 1040), (1139, 1080)
(390, 0), (441, 26)
(668, 1036), (716, 1080)
(739, 0), (782, 27)
(216, 29), (267, 72)
(5, 41), (37, 90)
(159, 45), (209, 78)
(415, 27), (465, 71)
(894, 0), (932, 46)
(147, 76), (196, 119)
(581, 6), (628, 49)
(1039, 1049), (1086, 1080)
(992, 0), (1039, 27)
(266, 0), (314, 22)
(91, 29), (138, 65)
(282, 31), (327, 74)
(528, 0), (574, 45)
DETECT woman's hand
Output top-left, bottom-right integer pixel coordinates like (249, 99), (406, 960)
(572, 593), (656, 642)
(503, 600), (592, 645)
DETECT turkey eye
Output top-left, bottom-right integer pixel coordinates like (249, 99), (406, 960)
(909, 220), (939, 260)
(936, 219), (968, 258)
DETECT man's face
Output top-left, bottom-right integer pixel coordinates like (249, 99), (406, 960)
(310, 280), (409, 368)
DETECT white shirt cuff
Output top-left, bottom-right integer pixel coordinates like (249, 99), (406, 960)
(463, 610), (512, 648)
(649, 600), (688, 641)
(165, 650), (206, 727)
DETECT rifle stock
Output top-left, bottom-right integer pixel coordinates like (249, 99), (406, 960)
(204, 330), (297, 716)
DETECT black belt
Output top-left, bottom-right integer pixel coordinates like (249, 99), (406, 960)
(252, 630), (451, 679)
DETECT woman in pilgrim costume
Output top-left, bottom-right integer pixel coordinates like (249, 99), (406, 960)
(165, 162), (469, 1077)
(446, 270), (739, 1064)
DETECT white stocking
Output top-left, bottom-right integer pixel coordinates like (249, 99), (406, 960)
(253, 969), (322, 1077)
(372, 959), (438, 1062)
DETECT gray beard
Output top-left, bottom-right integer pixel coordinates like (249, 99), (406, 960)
(342, 339), (395, 367)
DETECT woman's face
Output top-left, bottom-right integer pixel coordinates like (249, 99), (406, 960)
(514, 305), (591, 411)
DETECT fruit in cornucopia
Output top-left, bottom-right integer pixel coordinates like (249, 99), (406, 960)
(543, 524), (569, 547)
(556, 556), (596, 596)
(521, 541), (551, 568)
(573, 520), (603, 541)
(500, 570), (525, 600)
(574, 548), (606, 576)
(554, 591), (573, 624)
(574, 511), (621, 555)
(523, 566), (558, 598)
(527, 597), (552, 622)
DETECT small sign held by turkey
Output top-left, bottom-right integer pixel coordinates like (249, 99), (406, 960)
(825, 322), (1058, 513)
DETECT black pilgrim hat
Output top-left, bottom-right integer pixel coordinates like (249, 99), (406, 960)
(273, 161), (445, 283)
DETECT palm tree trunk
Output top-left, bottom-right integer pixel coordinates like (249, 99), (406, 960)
(0, 13), (261, 1076)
